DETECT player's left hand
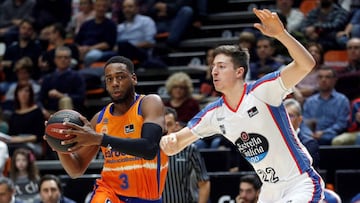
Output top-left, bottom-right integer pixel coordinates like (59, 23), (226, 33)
(253, 8), (285, 38)
(58, 115), (102, 152)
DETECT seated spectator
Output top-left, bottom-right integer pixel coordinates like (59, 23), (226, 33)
(39, 46), (86, 113)
(0, 0), (35, 46)
(337, 9), (360, 48)
(192, 48), (219, 104)
(6, 83), (47, 159)
(0, 19), (42, 94)
(66, 0), (95, 36)
(299, 0), (349, 51)
(332, 97), (360, 145)
(235, 174), (262, 203)
(0, 176), (25, 203)
(303, 66), (350, 145)
(276, 0), (304, 33)
(144, 0), (194, 47)
(3, 57), (40, 113)
(335, 37), (360, 101)
(249, 36), (285, 81)
(164, 71), (200, 124)
(38, 23), (80, 76)
(35, 174), (76, 203)
(116, 0), (157, 65)
(238, 31), (257, 64)
(9, 148), (40, 203)
(75, 0), (117, 68)
(284, 98), (320, 169)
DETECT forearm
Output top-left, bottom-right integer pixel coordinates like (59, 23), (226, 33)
(101, 123), (163, 160)
(197, 180), (210, 203)
(275, 31), (314, 71)
(58, 145), (99, 178)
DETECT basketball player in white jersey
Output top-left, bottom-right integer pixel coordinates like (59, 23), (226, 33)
(160, 8), (325, 202)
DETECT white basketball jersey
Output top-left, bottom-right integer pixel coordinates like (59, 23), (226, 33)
(188, 71), (319, 185)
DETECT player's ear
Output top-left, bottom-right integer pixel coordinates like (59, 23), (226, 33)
(131, 73), (138, 85)
(236, 66), (245, 78)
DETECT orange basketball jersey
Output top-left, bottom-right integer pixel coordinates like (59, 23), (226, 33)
(95, 95), (168, 200)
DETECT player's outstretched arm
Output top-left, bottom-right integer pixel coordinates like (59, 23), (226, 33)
(253, 8), (315, 89)
(160, 127), (199, 156)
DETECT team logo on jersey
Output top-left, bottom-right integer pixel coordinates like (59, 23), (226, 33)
(103, 117), (109, 124)
(247, 106), (258, 117)
(235, 132), (269, 163)
(125, 124), (134, 133)
(105, 198), (112, 203)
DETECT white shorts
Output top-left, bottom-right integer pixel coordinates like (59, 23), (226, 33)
(258, 170), (325, 203)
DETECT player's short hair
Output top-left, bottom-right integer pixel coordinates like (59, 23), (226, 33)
(213, 45), (249, 79)
(104, 56), (134, 73)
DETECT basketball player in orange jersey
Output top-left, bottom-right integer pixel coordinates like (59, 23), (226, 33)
(49, 56), (168, 203)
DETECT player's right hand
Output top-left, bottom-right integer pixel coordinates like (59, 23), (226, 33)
(160, 133), (178, 156)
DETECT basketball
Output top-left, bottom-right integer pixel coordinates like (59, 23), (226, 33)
(45, 109), (83, 153)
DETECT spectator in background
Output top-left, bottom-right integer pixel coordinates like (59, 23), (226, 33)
(238, 31), (257, 64)
(6, 83), (47, 159)
(75, 0), (117, 68)
(39, 46), (86, 113)
(3, 57), (41, 113)
(164, 71), (200, 124)
(0, 0), (35, 46)
(0, 176), (24, 203)
(276, 0), (304, 33)
(332, 97), (360, 145)
(335, 37), (360, 101)
(9, 148), (40, 203)
(336, 9), (360, 48)
(116, 0), (157, 65)
(284, 98), (320, 169)
(294, 42), (324, 103)
(66, 0), (95, 36)
(162, 107), (210, 203)
(249, 36), (285, 81)
(38, 23), (80, 76)
(235, 174), (262, 203)
(303, 66), (350, 145)
(299, 0), (349, 51)
(144, 0), (194, 47)
(0, 19), (42, 94)
(36, 174), (76, 203)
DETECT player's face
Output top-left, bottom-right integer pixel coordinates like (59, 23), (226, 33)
(238, 182), (259, 203)
(39, 180), (61, 203)
(105, 63), (136, 104)
(211, 54), (241, 92)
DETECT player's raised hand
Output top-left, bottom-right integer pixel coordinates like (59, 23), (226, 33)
(253, 8), (285, 38)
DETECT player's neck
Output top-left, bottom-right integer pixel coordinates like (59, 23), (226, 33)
(223, 82), (245, 110)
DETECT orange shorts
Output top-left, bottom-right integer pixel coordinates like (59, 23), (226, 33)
(88, 180), (162, 203)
